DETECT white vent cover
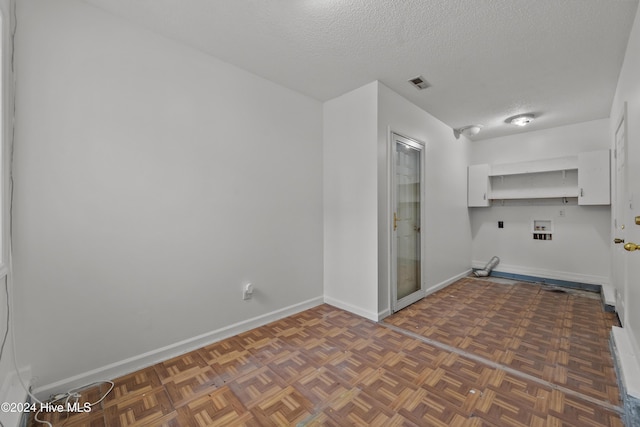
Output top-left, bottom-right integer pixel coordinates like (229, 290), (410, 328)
(408, 75), (430, 90)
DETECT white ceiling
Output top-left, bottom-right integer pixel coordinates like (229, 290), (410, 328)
(81, 0), (639, 140)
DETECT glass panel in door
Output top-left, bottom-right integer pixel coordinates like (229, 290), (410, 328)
(393, 136), (423, 310)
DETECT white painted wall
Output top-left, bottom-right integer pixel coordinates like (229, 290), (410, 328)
(469, 119), (611, 284)
(0, 2), (25, 426)
(323, 82), (379, 320)
(13, 0), (323, 392)
(471, 119), (610, 164)
(323, 82), (472, 320)
(377, 83), (472, 317)
(470, 204), (610, 283)
(610, 3), (640, 361)
(0, 0), (8, 278)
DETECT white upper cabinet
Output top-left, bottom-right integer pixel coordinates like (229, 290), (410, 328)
(467, 150), (610, 207)
(578, 150), (610, 205)
(468, 164), (490, 207)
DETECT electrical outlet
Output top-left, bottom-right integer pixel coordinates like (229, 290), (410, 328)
(559, 209), (565, 217)
(243, 283), (253, 300)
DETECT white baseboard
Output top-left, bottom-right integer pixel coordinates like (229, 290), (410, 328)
(424, 269), (472, 296)
(323, 296), (379, 322)
(0, 367), (31, 427)
(376, 269), (472, 321)
(601, 284), (616, 306)
(471, 261), (608, 285)
(33, 297), (324, 399)
(611, 326), (640, 399)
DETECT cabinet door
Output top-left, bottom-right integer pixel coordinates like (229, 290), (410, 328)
(578, 150), (610, 205)
(468, 164), (490, 207)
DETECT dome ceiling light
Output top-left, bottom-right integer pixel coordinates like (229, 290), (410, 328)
(507, 113), (535, 126)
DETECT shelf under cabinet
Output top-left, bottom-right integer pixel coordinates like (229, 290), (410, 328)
(490, 189), (579, 200)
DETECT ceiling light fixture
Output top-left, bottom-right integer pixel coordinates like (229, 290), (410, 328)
(507, 113), (535, 127)
(453, 124), (483, 139)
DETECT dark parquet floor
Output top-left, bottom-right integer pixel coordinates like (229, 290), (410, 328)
(28, 277), (623, 426)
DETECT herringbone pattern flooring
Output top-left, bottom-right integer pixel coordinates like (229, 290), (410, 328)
(28, 277), (623, 426)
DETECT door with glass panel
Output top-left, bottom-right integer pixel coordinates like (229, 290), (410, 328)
(391, 134), (425, 312)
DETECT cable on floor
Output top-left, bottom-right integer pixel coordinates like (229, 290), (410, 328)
(32, 381), (114, 427)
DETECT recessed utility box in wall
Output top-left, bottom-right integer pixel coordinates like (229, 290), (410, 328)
(532, 219), (553, 240)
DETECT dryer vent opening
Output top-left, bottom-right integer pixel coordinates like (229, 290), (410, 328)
(474, 256), (500, 277)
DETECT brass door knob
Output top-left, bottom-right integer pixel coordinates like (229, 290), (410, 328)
(624, 242), (640, 252)
(614, 238), (625, 244)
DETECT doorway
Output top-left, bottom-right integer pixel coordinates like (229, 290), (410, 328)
(390, 133), (425, 312)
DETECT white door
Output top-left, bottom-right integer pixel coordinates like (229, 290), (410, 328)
(613, 112), (628, 324)
(622, 108), (640, 331)
(391, 133), (425, 312)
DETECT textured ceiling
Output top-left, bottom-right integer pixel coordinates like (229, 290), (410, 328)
(81, 0), (638, 140)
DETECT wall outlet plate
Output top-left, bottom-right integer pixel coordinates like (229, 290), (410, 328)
(243, 283), (253, 300)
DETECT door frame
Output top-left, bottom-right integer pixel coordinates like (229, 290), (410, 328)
(389, 132), (426, 313)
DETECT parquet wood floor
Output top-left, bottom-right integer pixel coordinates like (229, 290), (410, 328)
(384, 278), (622, 408)
(28, 277), (623, 426)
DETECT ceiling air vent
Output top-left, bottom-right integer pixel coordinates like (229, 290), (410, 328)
(408, 75), (430, 90)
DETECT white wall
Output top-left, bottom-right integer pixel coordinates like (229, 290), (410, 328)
(323, 82), (473, 320)
(323, 82), (379, 320)
(377, 83), (472, 316)
(471, 119), (610, 164)
(13, 0), (323, 393)
(610, 3), (640, 359)
(0, 2), (24, 425)
(469, 119), (611, 284)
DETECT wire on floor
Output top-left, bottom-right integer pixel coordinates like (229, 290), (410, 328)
(32, 381), (114, 427)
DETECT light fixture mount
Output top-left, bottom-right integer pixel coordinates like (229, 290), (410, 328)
(453, 124), (483, 139)
(507, 113), (535, 127)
